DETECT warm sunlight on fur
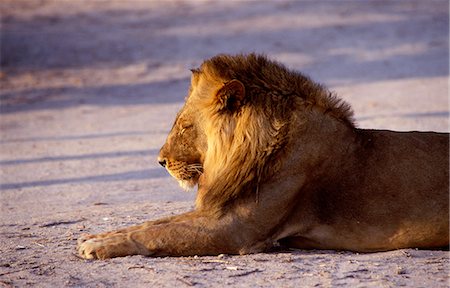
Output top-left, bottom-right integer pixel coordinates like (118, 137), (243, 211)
(78, 54), (449, 259)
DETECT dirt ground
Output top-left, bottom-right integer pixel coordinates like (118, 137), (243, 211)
(0, 0), (449, 287)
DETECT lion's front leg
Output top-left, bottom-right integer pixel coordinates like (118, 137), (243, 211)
(76, 224), (152, 259)
(77, 211), (199, 259)
(78, 211), (195, 241)
(78, 232), (153, 259)
(77, 211), (266, 259)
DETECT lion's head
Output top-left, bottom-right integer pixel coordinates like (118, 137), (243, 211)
(157, 76), (207, 190)
(158, 53), (353, 209)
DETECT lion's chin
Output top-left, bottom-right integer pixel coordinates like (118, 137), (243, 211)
(178, 178), (198, 191)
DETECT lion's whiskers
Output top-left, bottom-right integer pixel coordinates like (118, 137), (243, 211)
(187, 164), (203, 174)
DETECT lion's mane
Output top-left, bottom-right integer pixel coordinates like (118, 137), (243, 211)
(195, 54), (354, 211)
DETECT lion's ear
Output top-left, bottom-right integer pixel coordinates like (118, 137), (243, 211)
(216, 79), (245, 112)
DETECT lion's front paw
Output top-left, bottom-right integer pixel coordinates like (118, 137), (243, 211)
(78, 238), (108, 260)
(77, 233), (151, 259)
(77, 234), (106, 259)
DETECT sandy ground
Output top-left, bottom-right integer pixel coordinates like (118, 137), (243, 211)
(0, 0), (449, 287)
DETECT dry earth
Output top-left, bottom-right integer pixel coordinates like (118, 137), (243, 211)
(0, 1), (449, 287)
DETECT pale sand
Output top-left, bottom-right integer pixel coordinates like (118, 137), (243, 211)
(1, 1), (448, 287)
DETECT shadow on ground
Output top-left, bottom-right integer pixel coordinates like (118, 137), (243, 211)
(1, 1), (448, 112)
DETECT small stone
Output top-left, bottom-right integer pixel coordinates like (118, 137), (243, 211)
(397, 267), (407, 275)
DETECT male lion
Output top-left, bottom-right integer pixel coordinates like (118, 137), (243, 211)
(78, 54), (449, 259)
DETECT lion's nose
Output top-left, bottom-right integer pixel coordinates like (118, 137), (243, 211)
(158, 158), (167, 168)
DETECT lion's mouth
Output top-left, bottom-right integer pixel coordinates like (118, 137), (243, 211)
(165, 161), (203, 191)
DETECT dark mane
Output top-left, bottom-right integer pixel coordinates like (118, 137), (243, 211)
(202, 53), (355, 127)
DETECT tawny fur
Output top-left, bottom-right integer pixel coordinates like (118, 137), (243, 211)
(78, 54), (449, 259)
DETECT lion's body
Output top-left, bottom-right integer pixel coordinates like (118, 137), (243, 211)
(276, 128), (448, 252)
(78, 54), (449, 259)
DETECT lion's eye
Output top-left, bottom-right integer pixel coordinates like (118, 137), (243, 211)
(179, 124), (193, 135)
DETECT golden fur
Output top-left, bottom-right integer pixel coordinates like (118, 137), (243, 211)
(78, 54), (449, 259)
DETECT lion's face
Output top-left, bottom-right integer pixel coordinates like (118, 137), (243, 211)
(158, 73), (209, 190)
(158, 61), (257, 193)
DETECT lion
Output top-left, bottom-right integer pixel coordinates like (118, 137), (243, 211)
(78, 53), (449, 259)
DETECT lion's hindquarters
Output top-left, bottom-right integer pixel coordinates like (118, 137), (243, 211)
(340, 130), (449, 250)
